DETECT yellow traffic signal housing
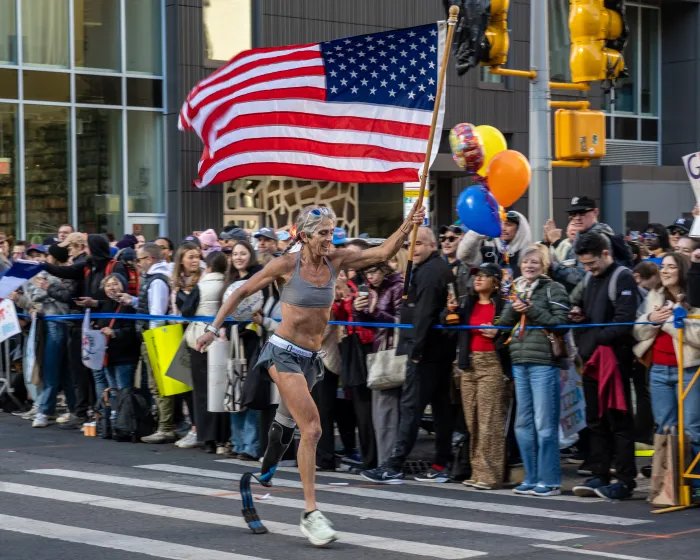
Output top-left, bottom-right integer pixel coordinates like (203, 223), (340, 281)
(555, 109), (606, 160)
(479, 0), (510, 67)
(569, 0), (625, 82)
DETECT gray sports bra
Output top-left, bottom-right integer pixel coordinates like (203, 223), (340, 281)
(280, 251), (336, 308)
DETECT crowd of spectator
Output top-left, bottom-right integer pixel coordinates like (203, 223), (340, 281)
(2, 196), (700, 502)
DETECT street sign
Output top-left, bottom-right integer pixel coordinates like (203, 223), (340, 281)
(403, 181), (430, 226)
(0, 158), (11, 176)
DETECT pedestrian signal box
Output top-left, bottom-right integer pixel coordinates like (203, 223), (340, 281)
(555, 109), (606, 161)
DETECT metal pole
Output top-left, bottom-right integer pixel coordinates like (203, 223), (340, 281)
(528, 0), (553, 237)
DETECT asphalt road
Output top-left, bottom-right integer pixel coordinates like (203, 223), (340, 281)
(0, 413), (698, 560)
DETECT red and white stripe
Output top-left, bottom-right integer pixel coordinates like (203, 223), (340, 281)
(179, 29), (446, 188)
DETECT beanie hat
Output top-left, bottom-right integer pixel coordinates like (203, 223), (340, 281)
(48, 244), (69, 263)
(198, 229), (219, 248)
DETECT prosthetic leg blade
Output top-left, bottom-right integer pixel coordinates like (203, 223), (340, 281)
(240, 472), (268, 535)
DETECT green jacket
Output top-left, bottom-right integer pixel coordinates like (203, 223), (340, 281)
(499, 276), (571, 366)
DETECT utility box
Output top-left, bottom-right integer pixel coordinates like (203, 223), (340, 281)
(555, 109), (606, 160)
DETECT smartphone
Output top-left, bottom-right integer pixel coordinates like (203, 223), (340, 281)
(358, 284), (369, 296)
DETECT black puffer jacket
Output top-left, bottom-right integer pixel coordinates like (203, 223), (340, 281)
(499, 276), (570, 366)
(94, 299), (140, 366)
(43, 235), (127, 301)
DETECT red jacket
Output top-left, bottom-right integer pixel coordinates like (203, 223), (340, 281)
(583, 346), (628, 416)
(332, 280), (374, 345)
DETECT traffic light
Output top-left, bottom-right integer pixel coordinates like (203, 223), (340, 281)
(450, 0), (509, 76)
(569, 0), (628, 83)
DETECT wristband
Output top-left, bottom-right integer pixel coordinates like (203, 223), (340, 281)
(204, 323), (219, 337)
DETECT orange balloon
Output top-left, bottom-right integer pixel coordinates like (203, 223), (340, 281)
(487, 150), (531, 207)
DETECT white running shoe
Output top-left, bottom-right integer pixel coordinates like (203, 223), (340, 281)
(56, 412), (73, 423)
(32, 413), (52, 428)
(175, 430), (199, 448)
(300, 510), (338, 547)
(19, 405), (39, 420)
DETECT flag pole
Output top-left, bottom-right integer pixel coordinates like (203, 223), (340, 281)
(403, 4), (459, 298)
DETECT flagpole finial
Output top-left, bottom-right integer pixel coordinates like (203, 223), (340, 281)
(448, 5), (460, 23)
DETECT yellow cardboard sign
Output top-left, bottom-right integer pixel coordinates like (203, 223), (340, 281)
(142, 324), (193, 396)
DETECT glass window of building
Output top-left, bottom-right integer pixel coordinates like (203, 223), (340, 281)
(77, 108), (122, 234)
(0, 0), (17, 64)
(640, 7), (659, 116)
(125, 0), (162, 75)
(479, 66), (503, 85)
(204, 0), (252, 65)
(24, 105), (70, 242)
(21, 0), (70, 68)
(549, 0), (571, 83)
(74, 0), (121, 72)
(127, 111), (163, 214)
(0, 104), (18, 239)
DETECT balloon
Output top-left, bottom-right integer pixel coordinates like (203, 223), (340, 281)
(456, 185), (502, 238)
(487, 150), (531, 207)
(475, 125), (508, 177)
(449, 123), (485, 174)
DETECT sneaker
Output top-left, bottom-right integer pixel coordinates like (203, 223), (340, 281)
(532, 485), (561, 497)
(594, 481), (633, 500)
(175, 430), (199, 449)
(572, 477), (607, 497)
(141, 431), (177, 444)
(19, 405), (39, 420)
(414, 467), (449, 483)
(300, 510), (338, 547)
(59, 416), (87, 430)
(360, 466), (404, 485)
(32, 413), (52, 428)
(56, 412), (74, 424)
(341, 453), (363, 465)
(472, 481), (494, 490)
(513, 483), (537, 495)
(462, 479), (477, 487)
(640, 465), (652, 479)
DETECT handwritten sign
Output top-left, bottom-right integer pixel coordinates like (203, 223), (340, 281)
(682, 152), (700, 237)
(0, 299), (21, 343)
(559, 365), (586, 438)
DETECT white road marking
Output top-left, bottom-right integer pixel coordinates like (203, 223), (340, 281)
(0, 513), (269, 560)
(136, 464), (651, 526)
(0, 482), (484, 559)
(533, 544), (659, 560)
(30, 469), (584, 542)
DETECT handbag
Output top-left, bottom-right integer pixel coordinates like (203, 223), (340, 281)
(240, 335), (272, 410)
(366, 327), (407, 391)
(224, 325), (246, 413)
(543, 329), (566, 358)
(649, 429), (688, 507)
(338, 332), (368, 388)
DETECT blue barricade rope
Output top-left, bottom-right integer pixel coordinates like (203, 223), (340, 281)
(15, 312), (675, 330)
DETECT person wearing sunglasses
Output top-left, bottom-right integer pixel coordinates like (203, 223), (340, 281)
(642, 223), (671, 266)
(457, 210), (532, 282)
(667, 217), (692, 249)
(196, 201), (426, 546)
(439, 225), (463, 264)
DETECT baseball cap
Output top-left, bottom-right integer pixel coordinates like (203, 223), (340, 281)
(42, 236), (58, 246)
(567, 196), (598, 214)
(116, 234), (138, 250)
(58, 232), (87, 247)
(668, 217), (692, 234)
(504, 211), (521, 224)
(470, 262), (502, 279)
(332, 228), (347, 246)
(254, 227), (278, 241)
(277, 231), (292, 242)
(48, 244), (69, 263)
(182, 235), (201, 247)
(220, 228), (248, 242)
(439, 225), (464, 236)
(27, 244), (47, 255)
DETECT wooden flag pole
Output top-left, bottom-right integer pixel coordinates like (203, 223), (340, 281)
(403, 5), (460, 298)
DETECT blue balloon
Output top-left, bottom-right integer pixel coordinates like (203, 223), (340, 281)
(456, 185), (502, 238)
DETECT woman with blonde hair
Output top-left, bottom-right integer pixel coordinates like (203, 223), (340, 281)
(388, 247), (409, 278)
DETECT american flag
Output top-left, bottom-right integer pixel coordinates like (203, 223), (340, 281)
(179, 22), (447, 188)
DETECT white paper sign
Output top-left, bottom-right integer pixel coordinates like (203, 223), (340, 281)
(559, 365), (586, 439)
(81, 310), (107, 371)
(23, 313), (38, 401)
(0, 299), (21, 343)
(682, 152), (700, 238)
(207, 339), (229, 412)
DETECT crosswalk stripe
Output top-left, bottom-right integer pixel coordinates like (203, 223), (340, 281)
(0, 513), (267, 560)
(215, 459), (604, 503)
(0, 482), (484, 559)
(532, 544), (657, 560)
(137, 464), (651, 527)
(29, 469), (585, 542)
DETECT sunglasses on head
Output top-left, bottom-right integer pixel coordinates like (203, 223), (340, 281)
(310, 207), (332, 217)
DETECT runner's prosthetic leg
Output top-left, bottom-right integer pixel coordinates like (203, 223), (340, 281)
(240, 413), (296, 534)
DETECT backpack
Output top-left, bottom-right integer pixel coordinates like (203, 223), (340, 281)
(84, 260), (140, 297)
(583, 266), (646, 305)
(112, 388), (155, 443)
